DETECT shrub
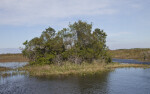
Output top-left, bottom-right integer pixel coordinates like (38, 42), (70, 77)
(22, 20), (111, 65)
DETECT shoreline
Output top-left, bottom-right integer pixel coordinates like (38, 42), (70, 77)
(20, 62), (150, 77)
(110, 49), (150, 62)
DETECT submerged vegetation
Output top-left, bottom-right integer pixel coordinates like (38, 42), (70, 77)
(111, 48), (150, 62)
(22, 20), (111, 65)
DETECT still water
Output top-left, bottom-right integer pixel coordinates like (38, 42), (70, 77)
(0, 60), (150, 94)
(112, 58), (150, 64)
(0, 62), (28, 69)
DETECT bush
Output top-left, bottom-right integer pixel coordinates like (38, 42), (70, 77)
(22, 20), (111, 65)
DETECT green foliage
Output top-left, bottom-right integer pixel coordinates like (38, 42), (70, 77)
(22, 20), (111, 65)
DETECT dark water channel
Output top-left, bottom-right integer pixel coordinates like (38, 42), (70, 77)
(0, 59), (150, 94)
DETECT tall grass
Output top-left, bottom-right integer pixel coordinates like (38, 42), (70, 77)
(0, 67), (10, 71)
(22, 62), (107, 77)
(110, 48), (150, 62)
(21, 62), (150, 77)
(0, 54), (29, 62)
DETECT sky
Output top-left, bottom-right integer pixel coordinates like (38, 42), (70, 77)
(0, 0), (150, 52)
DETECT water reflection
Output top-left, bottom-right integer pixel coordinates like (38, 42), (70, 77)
(113, 58), (150, 64)
(0, 62), (28, 69)
(77, 73), (109, 94)
(107, 68), (150, 94)
(0, 71), (110, 94)
(1, 64), (150, 94)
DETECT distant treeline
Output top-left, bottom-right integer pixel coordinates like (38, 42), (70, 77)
(110, 48), (150, 62)
(0, 54), (29, 62)
(22, 20), (111, 65)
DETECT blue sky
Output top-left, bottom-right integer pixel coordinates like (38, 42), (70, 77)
(0, 0), (150, 50)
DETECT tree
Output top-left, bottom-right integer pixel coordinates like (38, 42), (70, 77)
(22, 20), (111, 65)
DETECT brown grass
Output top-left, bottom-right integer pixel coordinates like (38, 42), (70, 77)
(106, 63), (149, 68)
(0, 67), (10, 71)
(21, 62), (107, 77)
(0, 54), (29, 62)
(20, 62), (150, 77)
(110, 48), (150, 62)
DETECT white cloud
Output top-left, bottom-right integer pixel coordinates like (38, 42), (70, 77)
(0, 0), (117, 25)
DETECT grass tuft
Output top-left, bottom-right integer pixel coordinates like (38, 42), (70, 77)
(20, 62), (150, 77)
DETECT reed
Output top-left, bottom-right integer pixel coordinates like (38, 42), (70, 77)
(0, 53), (28, 62)
(0, 67), (10, 71)
(20, 62), (150, 77)
(110, 48), (150, 62)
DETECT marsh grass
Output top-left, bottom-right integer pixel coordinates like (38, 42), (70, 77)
(110, 48), (150, 62)
(106, 63), (150, 68)
(0, 54), (28, 62)
(0, 67), (10, 71)
(20, 62), (150, 77)
(21, 62), (107, 77)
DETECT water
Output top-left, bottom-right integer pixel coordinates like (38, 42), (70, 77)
(0, 68), (150, 94)
(113, 58), (150, 64)
(0, 62), (28, 69)
(0, 61), (150, 94)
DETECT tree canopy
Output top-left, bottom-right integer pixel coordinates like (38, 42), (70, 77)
(22, 20), (111, 65)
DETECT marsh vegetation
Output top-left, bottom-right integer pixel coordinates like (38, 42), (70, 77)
(21, 62), (149, 77)
(0, 67), (10, 71)
(111, 48), (150, 62)
(0, 54), (28, 62)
